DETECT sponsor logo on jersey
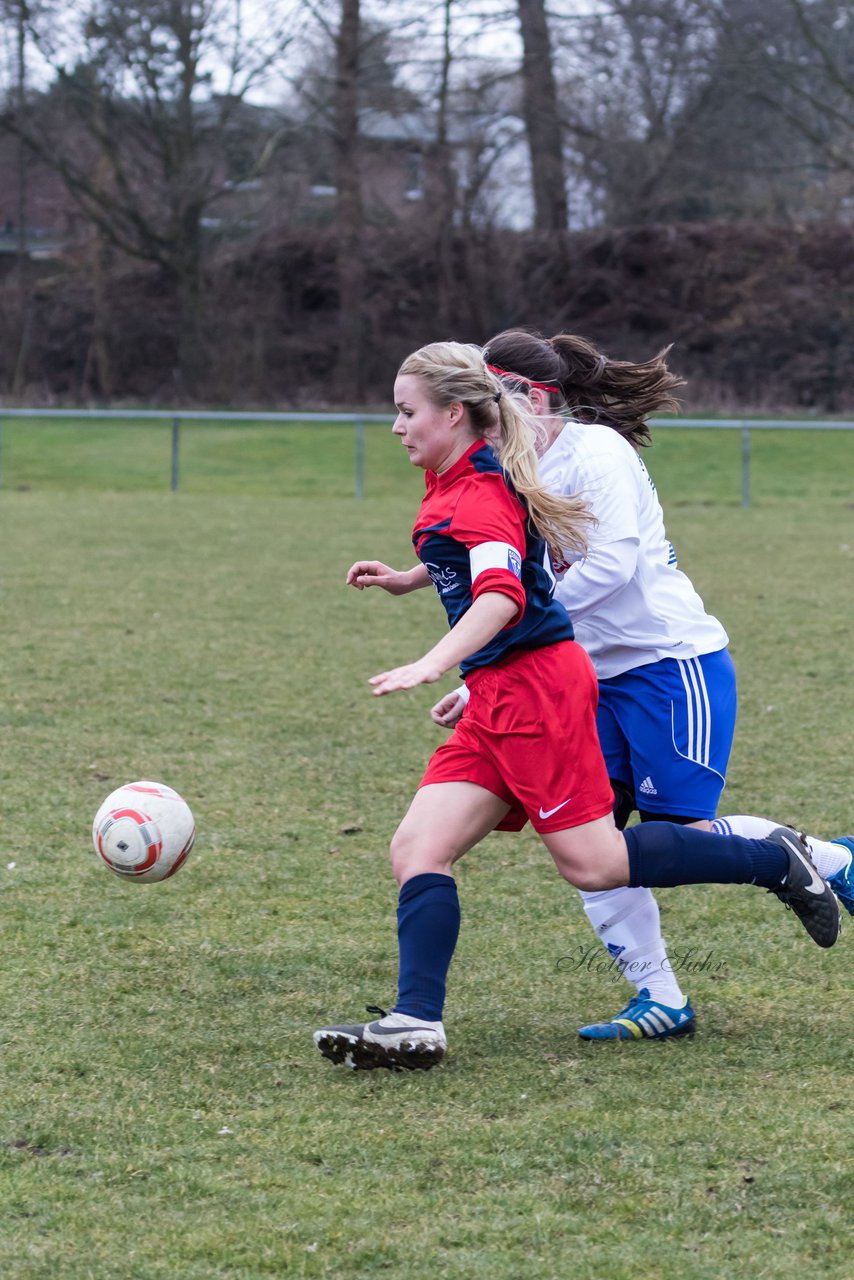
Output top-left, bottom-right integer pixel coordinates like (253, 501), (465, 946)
(424, 561), (458, 593)
(639, 775), (658, 796)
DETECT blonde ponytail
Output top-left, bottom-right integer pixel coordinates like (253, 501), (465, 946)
(491, 389), (592, 559)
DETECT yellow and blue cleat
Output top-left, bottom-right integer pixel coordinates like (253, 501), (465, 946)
(829, 837), (854, 915)
(578, 988), (696, 1041)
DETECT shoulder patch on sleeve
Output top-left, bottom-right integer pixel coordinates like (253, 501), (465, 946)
(470, 541), (522, 582)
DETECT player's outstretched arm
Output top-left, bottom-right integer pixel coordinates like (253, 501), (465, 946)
(369, 591), (517, 696)
(346, 560), (430, 594)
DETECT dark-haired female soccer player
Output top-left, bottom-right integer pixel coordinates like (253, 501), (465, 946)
(426, 327), (853, 1043)
(435, 327), (850, 1039)
(313, 341), (839, 1072)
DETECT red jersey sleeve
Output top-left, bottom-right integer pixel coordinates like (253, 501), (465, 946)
(450, 473), (527, 622)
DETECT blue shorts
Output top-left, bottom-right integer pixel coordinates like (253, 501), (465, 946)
(596, 649), (737, 821)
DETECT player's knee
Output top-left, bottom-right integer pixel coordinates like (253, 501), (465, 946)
(564, 863), (606, 891)
(551, 845), (623, 890)
(564, 862), (625, 892)
(389, 830), (413, 883)
(389, 826), (447, 884)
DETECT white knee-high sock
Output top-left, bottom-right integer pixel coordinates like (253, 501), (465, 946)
(578, 886), (685, 1007)
(713, 814), (847, 879)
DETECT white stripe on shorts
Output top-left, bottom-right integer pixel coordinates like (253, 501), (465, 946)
(675, 657), (712, 767)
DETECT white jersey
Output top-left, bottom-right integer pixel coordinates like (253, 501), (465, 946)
(539, 421), (728, 680)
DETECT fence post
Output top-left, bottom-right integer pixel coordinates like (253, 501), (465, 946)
(171, 417), (180, 492)
(355, 417), (365, 498)
(741, 426), (751, 508)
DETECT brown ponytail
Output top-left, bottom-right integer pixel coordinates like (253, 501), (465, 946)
(483, 328), (685, 450)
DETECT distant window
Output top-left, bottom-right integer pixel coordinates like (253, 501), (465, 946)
(310, 184), (337, 198)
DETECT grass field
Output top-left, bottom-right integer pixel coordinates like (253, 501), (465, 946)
(1, 413), (853, 504)
(0, 423), (852, 1278)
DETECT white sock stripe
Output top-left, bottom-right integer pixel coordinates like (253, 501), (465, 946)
(598, 902), (649, 930)
(602, 895), (662, 931)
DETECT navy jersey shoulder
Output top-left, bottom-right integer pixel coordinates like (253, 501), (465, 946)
(413, 442), (573, 674)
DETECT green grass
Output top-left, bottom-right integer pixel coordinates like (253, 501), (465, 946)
(0, 449), (852, 1277)
(0, 417), (414, 499)
(0, 415), (852, 505)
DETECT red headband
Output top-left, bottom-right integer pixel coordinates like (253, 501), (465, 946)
(485, 363), (560, 395)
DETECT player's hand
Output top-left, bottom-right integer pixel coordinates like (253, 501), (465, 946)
(369, 659), (444, 696)
(346, 560), (410, 594)
(430, 690), (466, 726)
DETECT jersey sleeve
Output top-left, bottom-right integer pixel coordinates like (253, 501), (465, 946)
(554, 536), (639, 620)
(451, 474), (527, 621)
(547, 440), (641, 548)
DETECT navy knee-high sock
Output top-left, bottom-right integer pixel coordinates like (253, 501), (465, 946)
(625, 822), (788, 888)
(393, 873), (460, 1021)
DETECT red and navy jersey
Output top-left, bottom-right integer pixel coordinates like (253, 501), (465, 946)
(413, 440), (574, 674)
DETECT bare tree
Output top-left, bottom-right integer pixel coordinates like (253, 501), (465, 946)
(544, 0), (854, 227)
(740, 0), (854, 179)
(333, 0), (364, 400)
(2, 0), (300, 394)
(516, 0), (567, 230)
(0, 1), (37, 391)
(424, 0), (457, 329)
(558, 1), (717, 223)
(299, 1), (423, 396)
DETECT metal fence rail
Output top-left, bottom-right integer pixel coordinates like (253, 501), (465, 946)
(0, 408), (851, 505)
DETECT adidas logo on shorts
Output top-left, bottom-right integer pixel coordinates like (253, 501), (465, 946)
(639, 776), (658, 796)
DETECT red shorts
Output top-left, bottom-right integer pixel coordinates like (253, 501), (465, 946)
(420, 641), (614, 833)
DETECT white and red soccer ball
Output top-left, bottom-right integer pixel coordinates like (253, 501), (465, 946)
(92, 781), (195, 883)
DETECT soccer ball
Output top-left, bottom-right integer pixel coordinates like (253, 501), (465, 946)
(92, 781), (196, 883)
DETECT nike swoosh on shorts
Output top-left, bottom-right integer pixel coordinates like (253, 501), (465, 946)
(538, 797), (573, 819)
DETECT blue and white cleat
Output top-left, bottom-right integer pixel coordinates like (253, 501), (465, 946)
(829, 837), (854, 916)
(578, 988), (696, 1041)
